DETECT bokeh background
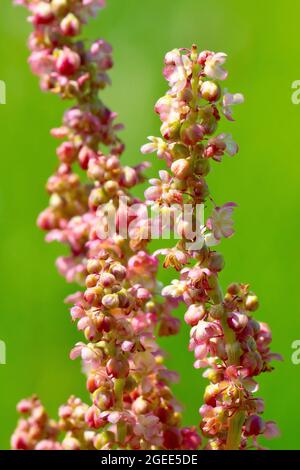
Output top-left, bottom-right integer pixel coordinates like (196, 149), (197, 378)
(0, 0), (299, 450)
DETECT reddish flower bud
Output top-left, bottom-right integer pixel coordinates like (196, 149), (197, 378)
(180, 122), (205, 146)
(56, 142), (77, 164)
(244, 415), (265, 437)
(33, 2), (54, 25)
(171, 159), (191, 179)
(93, 387), (114, 411)
(106, 356), (129, 379)
(56, 48), (81, 76)
(60, 14), (81, 37)
(200, 81), (221, 102)
(102, 294), (119, 309)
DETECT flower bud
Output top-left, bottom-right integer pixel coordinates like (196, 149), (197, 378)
(86, 274), (99, 288)
(180, 122), (205, 146)
(110, 263), (127, 281)
(60, 13), (81, 37)
(104, 180), (119, 196)
(85, 405), (105, 429)
(132, 397), (150, 415)
(56, 49), (81, 76)
(172, 178), (187, 191)
(203, 368), (223, 384)
(99, 272), (115, 288)
(84, 286), (103, 305)
(116, 291), (129, 309)
(87, 372), (104, 393)
(245, 294), (259, 311)
(34, 2), (54, 25)
(78, 146), (96, 170)
(227, 283), (240, 296)
(87, 259), (101, 274)
(227, 312), (248, 332)
(193, 178), (209, 199)
(120, 167), (138, 188)
(61, 437), (80, 450)
(194, 157), (210, 176)
(160, 121), (180, 141)
(89, 188), (108, 208)
(184, 304), (206, 326)
(171, 159), (191, 179)
(51, 0), (68, 16)
(93, 387), (114, 411)
(56, 142), (77, 164)
(244, 415), (265, 437)
(106, 356), (129, 379)
(88, 161), (105, 181)
(102, 294), (119, 309)
(172, 143), (190, 160)
(177, 219), (191, 239)
(207, 252), (225, 272)
(200, 81), (221, 102)
(106, 155), (120, 170)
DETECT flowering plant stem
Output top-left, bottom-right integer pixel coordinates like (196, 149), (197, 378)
(142, 44), (281, 450)
(12, 0), (201, 451)
(11, 1), (281, 452)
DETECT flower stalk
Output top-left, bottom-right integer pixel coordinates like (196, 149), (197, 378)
(12, 0), (201, 451)
(11, 0), (281, 452)
(142, 44), (281, 450)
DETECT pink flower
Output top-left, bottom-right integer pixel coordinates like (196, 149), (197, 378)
(155, 94), (188, 124)
(163, 49), (192, 93)
(70, 342), (102, 368)
(134, 414), (163, 446)
(199, 405), (225, 436)
(205, 133), (239, 160)
(191, 320), (222, 346)
(141, 136), (172, 165)
(184, 304), (206, 326)
(144, 170), (182, 205)
(154, 247), (189, 271)
(204, 52), (228, 80)
(128, 251), (158, 277)
(162, 280), (187, 300)
(207, 202), (237, 240)
(89, 40), (113, 70)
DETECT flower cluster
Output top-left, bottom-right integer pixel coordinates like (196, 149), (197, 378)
(12, 1), (201, 450)
(142, 45), (281, 450)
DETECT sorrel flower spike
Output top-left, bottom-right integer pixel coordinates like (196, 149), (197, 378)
(142, 45), (282, 450)
(12, 1), (201, 450)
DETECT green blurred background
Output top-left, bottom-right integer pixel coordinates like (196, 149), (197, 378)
(0, 0), (299, 450)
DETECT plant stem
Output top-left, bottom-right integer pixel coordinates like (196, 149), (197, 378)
(213, 275), (244, 450)
(226, 410), (246, 450)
